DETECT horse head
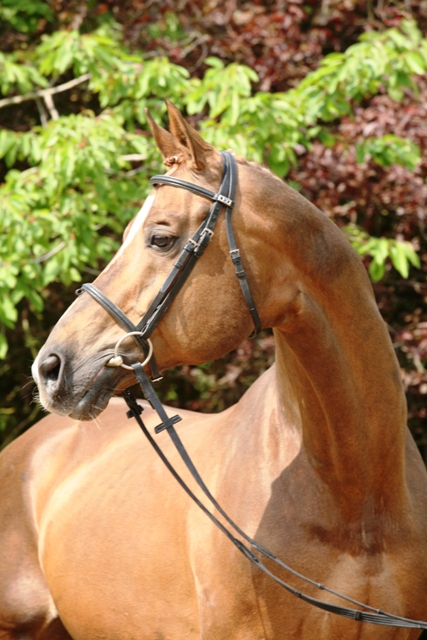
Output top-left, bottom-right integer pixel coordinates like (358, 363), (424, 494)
(32, 103), (296, 421)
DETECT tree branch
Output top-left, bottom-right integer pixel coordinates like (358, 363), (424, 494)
(33, 241), (66, 263)
(120, 154), (147, 162)
(0, 73), (91, 110)
(35, 97), (48, 127)
(43, 93), (59, 120)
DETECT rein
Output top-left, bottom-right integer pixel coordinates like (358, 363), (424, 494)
(77, 152), (427, 631)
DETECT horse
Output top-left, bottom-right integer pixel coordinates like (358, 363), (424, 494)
(1, 101), (427, 640)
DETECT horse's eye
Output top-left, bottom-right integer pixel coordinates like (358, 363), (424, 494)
(150, 235), (175, 249)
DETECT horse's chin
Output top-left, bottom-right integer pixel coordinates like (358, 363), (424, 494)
(40, 383), (115, 421)
(67, 384), (116, 421)
(68, 368), (135, 421)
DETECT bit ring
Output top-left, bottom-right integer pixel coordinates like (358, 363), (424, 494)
(106, 332), (153, 370)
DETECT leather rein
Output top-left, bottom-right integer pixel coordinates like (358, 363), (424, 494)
(77, 152), (427, 631)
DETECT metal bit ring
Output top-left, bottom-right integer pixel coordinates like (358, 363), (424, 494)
(106, 332), (153, 370)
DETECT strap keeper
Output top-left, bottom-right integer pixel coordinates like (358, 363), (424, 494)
(230, 250), (243, 269)
(215, 193), (234, 207)
(195, 230), (214, 256)
(127, 405), (143, 419)
(154, 414), (182, 434)
(123, 392), (144, 419)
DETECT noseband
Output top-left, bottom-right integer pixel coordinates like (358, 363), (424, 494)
(76, 152), (427, 631)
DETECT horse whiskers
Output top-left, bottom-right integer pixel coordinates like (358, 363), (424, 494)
(32, 389), (41, 406)
(89, 413), (102, 431)
(88, 400), (116, 430)
(22, 377), (36, 392)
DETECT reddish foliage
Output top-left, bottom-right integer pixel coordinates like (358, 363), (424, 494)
(112, 0), (427, 92)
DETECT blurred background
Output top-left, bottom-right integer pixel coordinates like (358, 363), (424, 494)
(0, 0), (426, 459)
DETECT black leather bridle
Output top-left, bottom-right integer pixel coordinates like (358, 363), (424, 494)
(78, 151), (260, 380)
(77, 151), (427, 631)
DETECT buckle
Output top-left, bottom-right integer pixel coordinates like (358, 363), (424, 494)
(215, 194), (234, 207)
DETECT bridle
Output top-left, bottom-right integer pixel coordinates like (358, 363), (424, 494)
(78, 151), (260, 380)
(77, 152), (427, 631)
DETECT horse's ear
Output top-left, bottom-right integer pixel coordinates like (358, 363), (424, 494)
(166, 101), (218, 171)
(145, 109), (182, 161)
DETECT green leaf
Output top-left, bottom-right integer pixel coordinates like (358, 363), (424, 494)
(405, 51), (426, 74)
(69, 267), (82, 282)
(369, 259), (386, 282)
(402, 242), (421, 268)
(389, 242), (410, 278)
(0, 131), (16, 160)
(0, 333), (8, 360)
(0, 295), (18, 328)
(26, 288), (44, 312)
(230, 91), (240, 126)
(387, 85), (404, 102)
(370, 238), (389, 264)
(205, 57), (224, 69)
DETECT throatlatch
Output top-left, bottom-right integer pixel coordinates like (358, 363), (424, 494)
(77, 152), (427, 631)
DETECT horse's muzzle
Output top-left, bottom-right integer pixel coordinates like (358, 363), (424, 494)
(32, 349), (126, 420)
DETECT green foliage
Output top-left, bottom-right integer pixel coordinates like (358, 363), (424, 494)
(34, 25), (138, 83)
(0, 0), (54, 33)
(345, 226), (421, 281)
(30, 25), (191, 122)
(187, 20), (424, 175)
(0, 111), (157, 356)
(0, 52), (47, 95)
(356, 135), (421, 170)
(286, 18), (427, 121)
(0, 18), (425, 358)
(195, 92), (301, 177)
(186, 57), (259, 121)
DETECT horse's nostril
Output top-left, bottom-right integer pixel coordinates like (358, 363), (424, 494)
(39, 354), (62, 384)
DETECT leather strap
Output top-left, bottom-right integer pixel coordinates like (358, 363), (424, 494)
(123, 378), (427, 631)
(222, 152), (261, 337)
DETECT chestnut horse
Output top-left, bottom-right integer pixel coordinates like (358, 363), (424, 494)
(1, 102), (427, 640)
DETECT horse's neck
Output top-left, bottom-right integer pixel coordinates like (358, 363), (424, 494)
(273, 307), (407, 510)
(246, 174), (408, 517)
